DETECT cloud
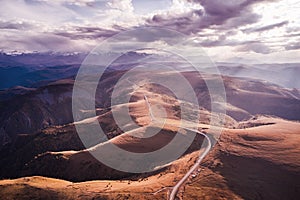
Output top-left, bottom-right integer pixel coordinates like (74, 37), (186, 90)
(285, 42), (300, 50)
(119, 27), (188, 44)
(0, 20), (35, 30)
(192, 31), (259, 48)
(0, 0), (138, 52)
(146, 0), (268, 34)
(54, 26), (119, 40)
(223, 11), (260, 30)
(0, 0), (298, 66)
(0, 30), (91, 52)
(237, 42), (272, 54)
(243, 20), (289, 33)
(107, 0), (133, 12)
(28, 0), (103, 7)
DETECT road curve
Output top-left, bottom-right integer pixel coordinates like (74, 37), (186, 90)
(168, 129), (211, 200)
(125, 78), (212, 200)
(142, 93), (212, 200)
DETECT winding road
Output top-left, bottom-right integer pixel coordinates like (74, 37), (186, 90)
(143, 93), (212, 200)
(126, 78), (212, 200)
(168, 128), (211, 200)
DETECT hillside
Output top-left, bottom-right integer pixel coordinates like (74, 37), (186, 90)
(0, 117), (299, 199)
(1, 70), (299, 148)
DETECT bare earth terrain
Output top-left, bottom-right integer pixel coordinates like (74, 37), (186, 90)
(0, 71), (299, 200)
(0, 117), (299, 200)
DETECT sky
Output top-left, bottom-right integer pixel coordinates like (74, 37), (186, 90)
(0, 0), (299, 63)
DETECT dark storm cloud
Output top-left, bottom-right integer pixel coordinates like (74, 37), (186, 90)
(146, 0), (272, 34)
(147, 9), (207, 34)
(243, 20), (289, 33)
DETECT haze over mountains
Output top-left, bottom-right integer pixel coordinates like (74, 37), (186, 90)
(206, 62), (300, 89)
(1, 52), (300, 91)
